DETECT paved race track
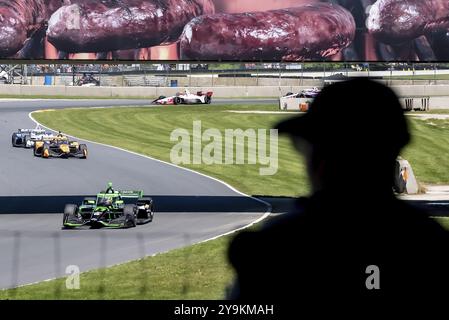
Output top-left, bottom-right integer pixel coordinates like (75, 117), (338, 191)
(0, 99), (272, 289)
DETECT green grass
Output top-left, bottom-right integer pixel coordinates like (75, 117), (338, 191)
(207, 63), (244, 70)
(412, 109), (449, 114)
(0, 236), (234, 300)
(33, 104), (309, 197)
(387, 74), (449, 80)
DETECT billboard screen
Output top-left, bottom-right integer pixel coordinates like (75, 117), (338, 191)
(2, 1), (447, 62)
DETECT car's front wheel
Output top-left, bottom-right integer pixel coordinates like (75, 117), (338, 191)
(23, 135), (31, 148)
(33, 146), (41, 157)
(63, 204), (78, 227)
(11, 133), (17, 147)
(42, 146), (50, 158)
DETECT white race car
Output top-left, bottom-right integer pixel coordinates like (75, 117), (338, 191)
(153, 90), (213, 105)
(279, 87), (321, 111)
(283, 87), (321, 99)
(11, 126), (55, 148)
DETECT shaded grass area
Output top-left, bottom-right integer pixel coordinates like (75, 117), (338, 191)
(435, 217), (449, 231)
(412, 109), (449, 114)
(0, 236), (233, 300)
(34, 104), (309, 197)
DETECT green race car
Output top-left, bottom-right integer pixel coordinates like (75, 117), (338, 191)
(63, 183), (154, 229)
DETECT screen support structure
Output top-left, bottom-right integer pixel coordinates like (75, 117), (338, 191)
(0, 65), (27, 85)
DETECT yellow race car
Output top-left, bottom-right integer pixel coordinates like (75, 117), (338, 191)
(34, 134), (88, 159)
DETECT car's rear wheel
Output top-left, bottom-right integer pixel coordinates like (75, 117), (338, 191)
(174, 97), (182, 105)
(149, 203), (154, 222)
(205, 96), (211, 104)
(123, 204), (137, 228)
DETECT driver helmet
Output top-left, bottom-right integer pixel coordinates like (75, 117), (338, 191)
(100, 198), (113, 206)
(106, 182), (114, 193)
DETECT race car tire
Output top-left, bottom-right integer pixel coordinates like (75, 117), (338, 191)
(123, 204), (137, 228)
(42, 146), (50, 158)
(63, 204), (78, 226)
(139, 197), (154, 222)
(79, 144), (88, 159)
(149, 205), (154, 222)
(205, 96), (211, 104)
(174, 97), (182, 105)
(33, 146), (41, 157)
(11, 133), (17, 147)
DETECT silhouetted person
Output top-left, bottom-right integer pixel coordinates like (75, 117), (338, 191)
(227, 78), (449, 304)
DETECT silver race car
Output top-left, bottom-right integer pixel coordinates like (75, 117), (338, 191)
(11, 126), (55, 148)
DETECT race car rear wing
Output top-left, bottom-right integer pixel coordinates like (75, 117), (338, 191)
(120, 190), (144, 198)
(18, 129), (46, 134)
(197, 91), (213, 97)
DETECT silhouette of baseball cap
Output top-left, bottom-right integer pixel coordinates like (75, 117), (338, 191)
(275, 78), (410, 153)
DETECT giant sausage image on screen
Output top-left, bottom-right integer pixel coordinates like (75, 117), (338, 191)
(0, 0), (67, 57)
(367, 0), (449, 44)
(45, 0), (65, 14)
(46, 0), (215, 53)
(0, 0), (49, 57)
(179, 3), (356, 61)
